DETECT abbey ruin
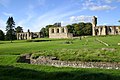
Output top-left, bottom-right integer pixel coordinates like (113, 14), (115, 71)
(49, 27), (73, 38)
(17, 30), (41, 40)
(92, 16), (120, 36)
(49, 16), (120, 39)
(16, 16), (120, 40)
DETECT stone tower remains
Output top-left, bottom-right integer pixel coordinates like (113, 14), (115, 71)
(92, 16), (97, 36)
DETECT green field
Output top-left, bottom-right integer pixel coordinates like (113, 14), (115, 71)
(0, 35), (120, 80)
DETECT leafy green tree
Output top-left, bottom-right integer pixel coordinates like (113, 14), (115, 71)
(40, 27), (46, 37)
(66, 22), (92, 36)
(40, 25), (54, 37)
(5, 29), (16, 41)
(6, 17), (15, 43)
(66, 25), (74, 33)
(15, 26), (23, 33)
(0, 30), (5, 40)
(84, 23), (92, 35)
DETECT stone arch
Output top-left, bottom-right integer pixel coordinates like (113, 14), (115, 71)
(61, 28), (64, 33)
(57, 28), (59, 33)
(20, 34), (23, 40)
(51, 29), (54, 33)
(25, 34), (27, 39)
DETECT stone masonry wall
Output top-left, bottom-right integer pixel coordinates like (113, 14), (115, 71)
(30, 56), (120, 69)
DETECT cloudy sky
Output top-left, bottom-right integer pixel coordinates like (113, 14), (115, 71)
(0, 0), (120, 32)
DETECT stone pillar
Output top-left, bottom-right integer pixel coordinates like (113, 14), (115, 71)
(54, 28), (57, 33)
(92, 16), (97, 36)
(27, 32), (30, 40)
(64, 27), (68, 34)
(101, 26), (106, 35)
(59, 27), (62, 33)
(49, 28), (52, 34)
(114, 26), (116, 35)
(17, 33), (19, 40)
(98, 27), (101, 35)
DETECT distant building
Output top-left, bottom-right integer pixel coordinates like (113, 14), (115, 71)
(49, 27), (73, 38)
(92, 16), (120, 36)
(49, 16), (120, 39)
(17, 30), (41, 40)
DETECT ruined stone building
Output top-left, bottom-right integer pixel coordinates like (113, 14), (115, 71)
(49, 16), (120, 39)
(49, 27), (73, 38)
(92, 16), (120, 36)
(17, 30), (41, 40)
(17, 16), (120, 40)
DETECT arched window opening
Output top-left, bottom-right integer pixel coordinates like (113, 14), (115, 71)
(62, 28), (64, 33)
(51, 29), (54, 33)
(57, 29), (59, 33)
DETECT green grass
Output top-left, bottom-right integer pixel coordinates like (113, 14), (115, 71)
(0, 35), (120, 80)
(0, 63), (120, 80)
(32, 48), (120, 62)
(1, 36), (119, 55)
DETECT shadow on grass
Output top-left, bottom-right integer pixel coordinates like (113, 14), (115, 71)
(0, 65), (120, 80)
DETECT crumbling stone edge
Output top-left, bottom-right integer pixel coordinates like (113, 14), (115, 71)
(17, 54), (120, 69)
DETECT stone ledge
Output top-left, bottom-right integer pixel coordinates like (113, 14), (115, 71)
(30, 56), (120, 70)
(17, 55), (120, 69)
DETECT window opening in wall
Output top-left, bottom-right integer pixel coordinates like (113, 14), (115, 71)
(62, 28), (64, 33)
(52, 29), (54, 33)
(57, 29), (59, 33)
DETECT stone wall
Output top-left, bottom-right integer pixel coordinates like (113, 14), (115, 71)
(17, 32), (41, 40)
(30, 56), (120, 69)
(49, 27), (73, 38)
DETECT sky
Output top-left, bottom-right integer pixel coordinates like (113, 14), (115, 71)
(0, 0), (120, 32)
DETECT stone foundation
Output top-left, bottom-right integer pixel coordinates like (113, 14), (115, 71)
(30, 56), (120, 69)
(17, 55), (120, 69)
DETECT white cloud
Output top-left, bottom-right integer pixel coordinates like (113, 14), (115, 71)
(82, 0), (116, 11)
(104, 0), (120, 3)
(0, 19), (6, 32)
(90, 5), (116, 11)
(104, 0), (113, 3)
(3, 12), (13, 16)
(70, 15), (93, 23)
(29, 7), (83, 31)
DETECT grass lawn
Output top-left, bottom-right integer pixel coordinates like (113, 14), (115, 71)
(0, 35), (120, 80)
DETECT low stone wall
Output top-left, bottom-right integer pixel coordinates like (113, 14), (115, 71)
(30, 56), (120, 69)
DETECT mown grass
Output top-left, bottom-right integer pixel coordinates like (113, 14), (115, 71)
(32, 48), (120, 62)
(1, 36), (119, 55)
(0, 35), (120, 80)
(0, 62), (120, 80)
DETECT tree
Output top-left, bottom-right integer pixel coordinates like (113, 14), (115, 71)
(66, 25), (74, 33)
(5, 29), (16, 41)
(40, 28), (46, 37)
(15, 26), (23, 33)
(118, 20), (120, 23)
(6, 17), (15, 43)
(84, 23), (92, 35)
(0, 30), (5, 40)
(66, 22), (92, 36)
